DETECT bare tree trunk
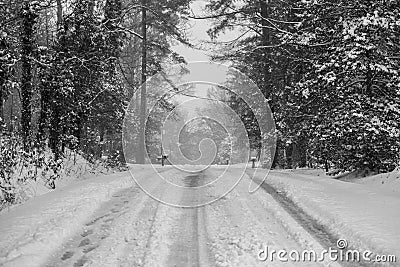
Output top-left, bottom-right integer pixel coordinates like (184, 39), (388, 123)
(56, 0), (63, 27)
(20, 3), (37, 149)
(0, 90), (3, 121)
(137, 2), (147, 164)
(9, 93), (13, 132)
(325, 159), (329, 173)
(260, 0), (271, 99)
(88, 0), (95, 16)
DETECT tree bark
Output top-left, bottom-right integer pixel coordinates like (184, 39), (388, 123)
(260, 0), (271, 99)
(0, 89), (3, 121)
(56, 0), (63, 27)
(20, 3), (37, 149)
(137, 2), (147, 164)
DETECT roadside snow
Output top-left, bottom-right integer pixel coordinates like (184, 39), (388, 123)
(0, 166), (156, 267)
(251, 168), (400, 262)
(351, 170), (400, 194)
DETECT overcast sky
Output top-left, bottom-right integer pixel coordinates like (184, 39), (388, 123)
(171, 1), (211, 62)
(169, 1), (240, 112)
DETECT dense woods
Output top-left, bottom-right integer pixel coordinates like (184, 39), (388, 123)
(205, 0), (400, 172)
(0, 0), (190, 205)
(1, 0), (399, 206)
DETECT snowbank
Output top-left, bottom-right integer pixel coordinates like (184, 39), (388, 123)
(0, 148), (121, 211)
(351, 170), (400, 194)
(250, 169), (400, 263)
(0, 167), (154, 267)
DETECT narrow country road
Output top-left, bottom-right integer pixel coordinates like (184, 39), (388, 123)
(43, 167), (337, 267)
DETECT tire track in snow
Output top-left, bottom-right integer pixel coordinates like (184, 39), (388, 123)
(44, 168), (171, 267)
(117, 168), (181, 267)
(249, 170), (381, 267)
(205, 173), (318, 267)
(167, 171), (213, 267)
(139, 192), (163, 265)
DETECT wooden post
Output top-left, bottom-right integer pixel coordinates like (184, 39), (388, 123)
(251, 157), (257, 168)
(161, 145), (164, 166)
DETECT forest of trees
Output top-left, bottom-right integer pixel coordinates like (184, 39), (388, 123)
(0, 0), (191, 204)
(204, 0), (400, 172)
(0, 0), (399, 205)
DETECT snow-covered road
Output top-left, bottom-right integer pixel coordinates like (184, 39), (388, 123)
(0, 166), (398, 267)
(43, 167), (323, 267)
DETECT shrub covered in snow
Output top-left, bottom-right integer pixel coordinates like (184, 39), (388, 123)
(0, 129), (126, 210)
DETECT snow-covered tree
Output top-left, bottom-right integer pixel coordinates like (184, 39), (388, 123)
(290, 0), (400, 172)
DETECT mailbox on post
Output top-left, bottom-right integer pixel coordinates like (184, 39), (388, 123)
(157, 154), (168, 166)
(250, 157), (257, 168)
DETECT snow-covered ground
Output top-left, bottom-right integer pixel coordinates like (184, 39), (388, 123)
(278, 167), (400, 194)
(1, 150), (121, 212)
(205, 168), (340, 267)
(0, 165), (398, 266)
(350, 170), (400, 194)
(247, 168), (400, 264)
(0, 165), (160, 266)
